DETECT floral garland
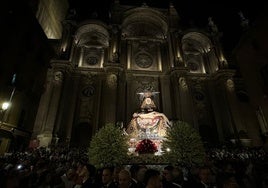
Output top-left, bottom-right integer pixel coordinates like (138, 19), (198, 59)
(135, 139), (158, 154)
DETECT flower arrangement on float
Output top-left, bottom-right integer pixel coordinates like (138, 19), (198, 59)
(135, 139), (158, 155)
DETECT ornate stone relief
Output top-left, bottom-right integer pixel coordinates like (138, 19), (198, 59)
(192, 88), (209, 120)
(53, 71), (63, 82)
(83, 47), (102, 67)
(81, 73), (97, 85)
(130, 41), (158, 70)
(193, 90), (205, 102)
(106, 74), (117, 89)
(134, 76), (157, 86)
(82, 86), (95, 97)
(80, 73), (97, 97)
(86, 56), (98, 65)
(226, 79), (235, 91)
(135, 53), (153, 68)
(188, 60), (200, 71)
(79, 99), (93, 121)
(178, 77), (188, 89)
(134, 76), (158, 103)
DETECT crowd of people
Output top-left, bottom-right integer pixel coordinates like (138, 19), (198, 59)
(0, 146), (268, 188)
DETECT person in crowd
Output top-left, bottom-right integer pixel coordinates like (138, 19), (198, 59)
(79, 163), (98, 188)
(172, 166), (185, 187)
(222, 176), (240, 188)
(101, 167), (118, 188)
(162, 165), (181, 188)
(118, 169), (137, 188)
(60, 167), (76, 188)
(143, 168), (162, 188)
(129, 164), (147, 188)
(113, 166), (125, 184)
(184, 166), (215, 188)
(261, 175), (268, 188)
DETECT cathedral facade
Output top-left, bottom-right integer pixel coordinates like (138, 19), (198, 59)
(1, 1), (266, 152)
(33, 2), (263, 148)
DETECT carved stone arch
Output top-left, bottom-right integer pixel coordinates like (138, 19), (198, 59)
(74, 22), (109, 68)
(75, 22), (110, 47)
(181, 32), (218, 74)
(122, 7), (168, 39)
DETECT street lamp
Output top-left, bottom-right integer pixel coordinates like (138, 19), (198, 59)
(2, 102), (10, 111)
(1, 101), (10, 126)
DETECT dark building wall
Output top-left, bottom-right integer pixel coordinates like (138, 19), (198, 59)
(234, 7), (268, 146)
(0, 1), (54, 152)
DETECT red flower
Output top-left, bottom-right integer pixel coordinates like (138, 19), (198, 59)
(135, 139), (158, 154)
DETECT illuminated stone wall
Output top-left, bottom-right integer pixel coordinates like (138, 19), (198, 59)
(36, 0), (69, 39)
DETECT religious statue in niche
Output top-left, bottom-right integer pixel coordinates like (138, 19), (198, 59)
(125, 91), (170, 155)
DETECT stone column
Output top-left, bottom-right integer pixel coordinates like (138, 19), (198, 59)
(207, 79), (225, 141)
(109, 25), (120, 63)
(127, 41), (132, 69)
(33, 69), (64, 147)
(160, 76), (172, 119)
(167, 33), (175, 68)
(101, 73), (118, 125)
(174, 34), (184, 67)
(225, 79), (244, 133)
(59, 20), (75, 59)
(170, 73), (181, 120)
(62, 74), (80, 145)
(179, 76), (196, 127)
(116, 72), (126, 124)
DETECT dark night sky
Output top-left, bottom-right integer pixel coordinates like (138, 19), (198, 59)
(69, 0), (266, 51)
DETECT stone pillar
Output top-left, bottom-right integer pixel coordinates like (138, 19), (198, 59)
(127, 41), (131, 69)
(170, 73), (181, 120)
(167, 33), (175, 68)
(59, 20), (75, 59)
(160, 76), (172, 119)
(178, 76), (196, 127)
(101, 73), (118, 124)
(225, 79), (245, 133)
(54, 72), (80, 146)
(207, 80), (225, 141)
(64, 75), (79, 145)
(116, 72), (126, 124)
(109, 25), (120, 63)
(174, 34), (184, 67)
(225, 78), (262, 146)
(33, 69), (64, 147)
